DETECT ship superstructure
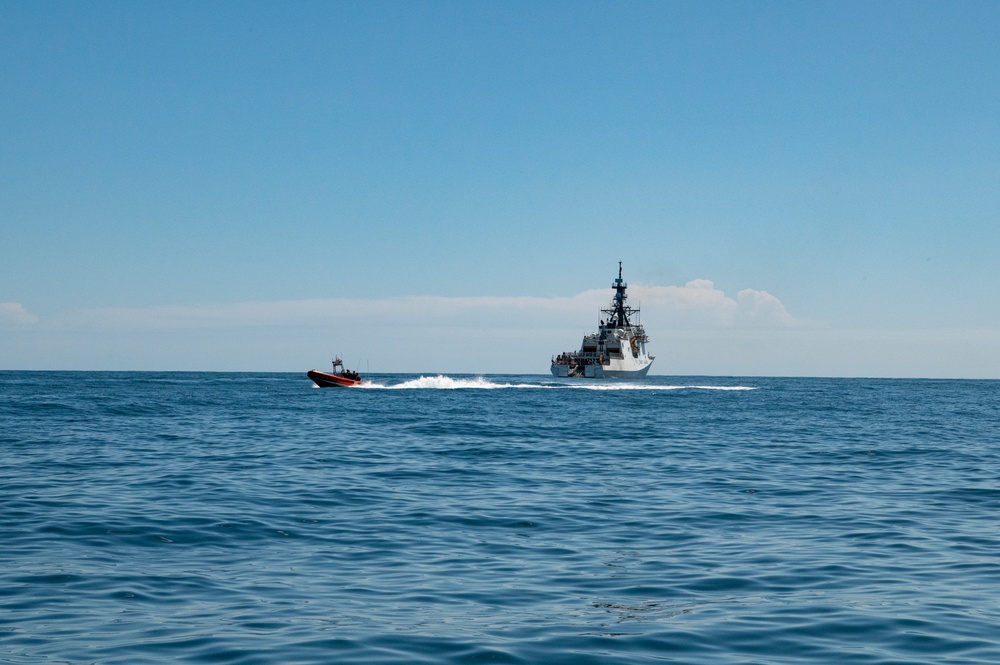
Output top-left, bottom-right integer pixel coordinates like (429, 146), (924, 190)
(551, 263), (654, 379)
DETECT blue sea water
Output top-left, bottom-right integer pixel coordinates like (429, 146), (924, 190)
(1, 371), (999, 664)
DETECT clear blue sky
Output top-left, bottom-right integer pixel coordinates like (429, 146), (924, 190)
(3, 1), (999, 376)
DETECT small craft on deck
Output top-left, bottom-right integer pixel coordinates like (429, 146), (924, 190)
(307, 357), (364, 388)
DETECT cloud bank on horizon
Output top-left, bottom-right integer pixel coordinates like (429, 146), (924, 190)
(4, 280), (1000, 378)
(21, 279), (800, 332)
(2, 279), (810, 373)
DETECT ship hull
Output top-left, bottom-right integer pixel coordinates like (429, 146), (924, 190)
(307, 369), (363, 388)
(551, 357), (653, 379)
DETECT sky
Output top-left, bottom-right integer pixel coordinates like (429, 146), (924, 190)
(2, 0), (999, 377)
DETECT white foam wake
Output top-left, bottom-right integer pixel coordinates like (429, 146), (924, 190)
(358, 376), (756, 391)
(360, 375), (536, 390)
(563, 384), (756, 391)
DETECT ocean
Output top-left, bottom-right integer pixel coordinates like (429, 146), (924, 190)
(2, 371), (999, 664)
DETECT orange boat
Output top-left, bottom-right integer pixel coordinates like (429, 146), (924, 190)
(307, 357), (364, 388)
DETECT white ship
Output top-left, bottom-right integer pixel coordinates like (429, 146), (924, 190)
(551, 263), (654, 379)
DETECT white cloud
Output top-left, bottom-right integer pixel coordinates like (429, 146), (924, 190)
(61, 295), (590, 330)
(0, 302), (39, 327)
(54, 280), (798, 332)
(736, 288), (795, 326)
(8, 281), (809, 373)
(629, 280), (797, 328)
(7, 287), (1000, 377)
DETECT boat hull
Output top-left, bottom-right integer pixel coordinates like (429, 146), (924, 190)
(307, 369), (363, 388)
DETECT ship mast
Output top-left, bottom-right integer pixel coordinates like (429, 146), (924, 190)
(609, 261), (630, 328)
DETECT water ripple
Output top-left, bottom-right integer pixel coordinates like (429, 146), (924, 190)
(2, 373), (999, 663)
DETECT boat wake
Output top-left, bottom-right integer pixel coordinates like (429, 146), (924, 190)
(361, 376), (538, 390)
(564, 384), (756, 391)
(359, 376), (756, 391)
(364, 374), (511, 390)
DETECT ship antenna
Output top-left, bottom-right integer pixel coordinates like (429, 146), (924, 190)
(618, 261), (622, 280)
